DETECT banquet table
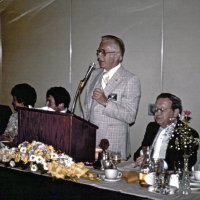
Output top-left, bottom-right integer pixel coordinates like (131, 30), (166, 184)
(0, 162), (199, 200)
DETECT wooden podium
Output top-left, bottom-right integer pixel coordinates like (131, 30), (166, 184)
(17, 108), (97, 162)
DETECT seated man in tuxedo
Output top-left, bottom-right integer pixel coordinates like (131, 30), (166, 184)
(0, 105), (12, 134)
(134, 93), (199, 171)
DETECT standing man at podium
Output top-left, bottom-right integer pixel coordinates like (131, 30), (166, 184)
(84, 35), (141, 159)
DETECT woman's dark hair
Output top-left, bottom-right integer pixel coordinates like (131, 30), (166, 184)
(156, 93), (182, 114)
(11, 83), (37, 107)
(46, 87), (71, 108)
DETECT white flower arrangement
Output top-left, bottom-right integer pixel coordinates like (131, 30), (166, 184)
(0, 140), (98, 181)
(170, 110), (200, 156)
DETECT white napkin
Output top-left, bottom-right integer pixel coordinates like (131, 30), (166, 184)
(36, 106), (55, 112)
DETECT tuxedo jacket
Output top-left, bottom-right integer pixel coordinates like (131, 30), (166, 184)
(83, 66), (141, 159)
(133, 121), (199, 170)
(0, 105), (12, 134)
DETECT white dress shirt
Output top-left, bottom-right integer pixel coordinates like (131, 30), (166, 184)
(101, 63), (121, 89)
(151, 123), (176, 160)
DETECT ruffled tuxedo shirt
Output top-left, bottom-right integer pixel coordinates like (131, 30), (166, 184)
(133, 121), (199, 170)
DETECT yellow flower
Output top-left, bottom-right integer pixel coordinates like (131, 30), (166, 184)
(47, 145), (54, 152)
(14, 152), (21, 162)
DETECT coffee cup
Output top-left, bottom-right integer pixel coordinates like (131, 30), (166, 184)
(104, 169), (122, 180)
(193, 171), (200, 181)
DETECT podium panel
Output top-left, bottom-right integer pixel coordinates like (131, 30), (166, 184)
(18, 108), (97, 162)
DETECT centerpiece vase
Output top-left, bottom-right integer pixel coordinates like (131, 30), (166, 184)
(179, 154), (191, 196)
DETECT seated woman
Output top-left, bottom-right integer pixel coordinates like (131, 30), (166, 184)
(39, 86), (71, 113)
(0, 83), (37, 143)
(0, 105), (12, 134)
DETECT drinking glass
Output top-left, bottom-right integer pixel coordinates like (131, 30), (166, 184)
(111, 152), (121, 165)
(174, 160), (184, 188)
(194, 160), (200, 171)
(153, 159), (170, 194)
(174, 160), (183, 174)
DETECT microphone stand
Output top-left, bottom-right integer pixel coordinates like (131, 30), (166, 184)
(71, 80), (85, 114)
(71, 63), (95, 114)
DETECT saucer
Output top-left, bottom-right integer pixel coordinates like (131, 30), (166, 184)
(190, 182), (200, 191)
(101, 175), (121, 182)
(190, 177), (200, 183)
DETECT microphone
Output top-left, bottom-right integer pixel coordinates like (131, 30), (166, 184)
(83, 62), (96, 81)
(71, 62), (96, 114)
(80, 62), (96, 89)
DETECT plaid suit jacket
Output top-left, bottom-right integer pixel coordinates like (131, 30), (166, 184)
(83, 66), (141, 159)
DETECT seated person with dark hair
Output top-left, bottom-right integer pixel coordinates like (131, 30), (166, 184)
(134, 93), (199, 171)
(0, 83), (37, 142)
(0, 105), (12, 134)
(40, 86), (71, 113)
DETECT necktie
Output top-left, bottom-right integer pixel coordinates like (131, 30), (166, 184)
(101, 72), (109, 89)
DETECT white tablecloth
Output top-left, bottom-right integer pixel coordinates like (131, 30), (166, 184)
(79, 161), (200, 200)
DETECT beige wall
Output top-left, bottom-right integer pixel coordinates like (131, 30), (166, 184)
(0, 0), (200, 155)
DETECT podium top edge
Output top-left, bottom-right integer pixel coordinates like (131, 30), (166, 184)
(18, 107), (98, 129)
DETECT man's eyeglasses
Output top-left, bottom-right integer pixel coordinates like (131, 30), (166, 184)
(152, 107), (172, 114)
(96, 49), (119, 56)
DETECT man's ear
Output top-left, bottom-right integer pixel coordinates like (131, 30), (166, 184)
(119, 55), (123, 62)
(173, 108), (180, 118)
